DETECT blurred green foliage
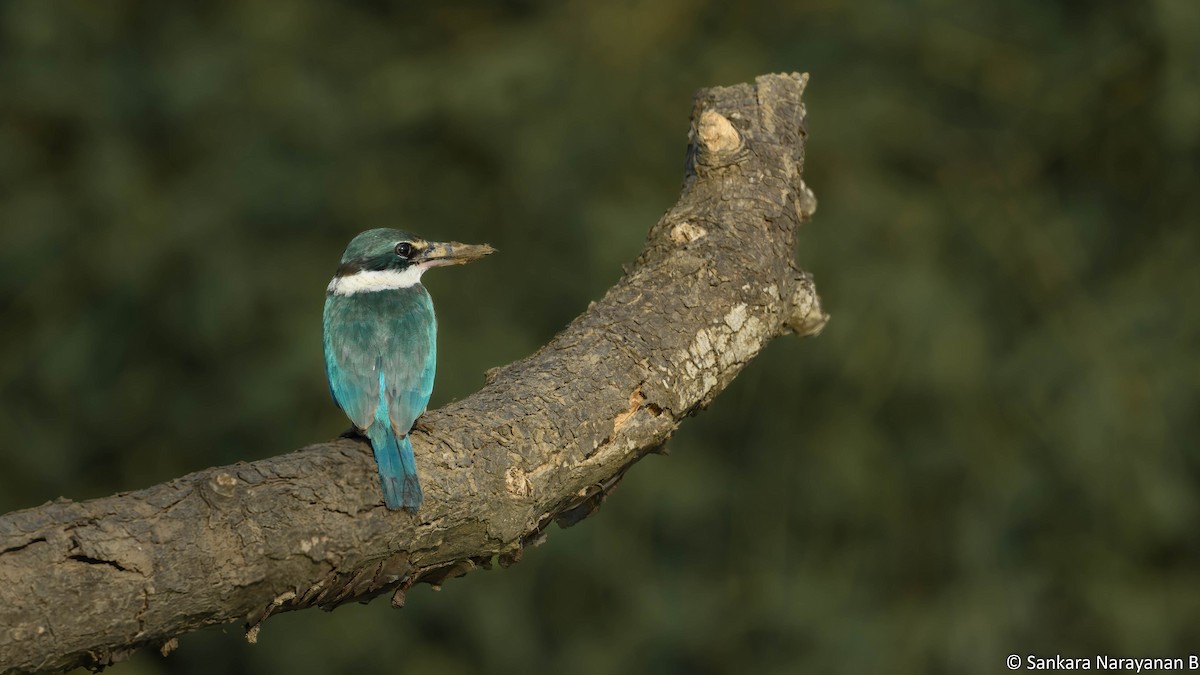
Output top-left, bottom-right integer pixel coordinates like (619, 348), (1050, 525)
(2, 0), (1198, 673)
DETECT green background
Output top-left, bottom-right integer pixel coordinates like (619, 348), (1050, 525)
(2, 1), (1197, 673)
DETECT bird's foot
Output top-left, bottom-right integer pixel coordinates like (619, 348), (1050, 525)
(340, 426), (368, 440)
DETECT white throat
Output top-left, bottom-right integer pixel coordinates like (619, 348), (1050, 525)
(327, 265), (427, 295)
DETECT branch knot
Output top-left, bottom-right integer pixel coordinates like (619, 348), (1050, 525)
(691, 110), (747, 169)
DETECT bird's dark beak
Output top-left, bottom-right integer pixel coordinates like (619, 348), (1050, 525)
(419, 241), (495, 267)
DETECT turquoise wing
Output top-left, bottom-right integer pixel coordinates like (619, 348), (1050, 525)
(323, 295), (378, 429)
(323, 289), (436, 434)
(381, 292), (437, 433)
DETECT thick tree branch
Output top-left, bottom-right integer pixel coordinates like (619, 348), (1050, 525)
(0, 72), (825, 674)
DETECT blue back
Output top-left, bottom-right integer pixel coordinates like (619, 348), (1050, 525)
(323, 285), (436, 433)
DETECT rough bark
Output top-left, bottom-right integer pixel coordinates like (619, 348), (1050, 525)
(0, 72), (826, 674)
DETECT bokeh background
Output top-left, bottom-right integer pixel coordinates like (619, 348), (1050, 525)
(2, 1), (1198, 673)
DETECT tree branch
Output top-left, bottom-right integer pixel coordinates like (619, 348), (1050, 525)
(0, 72), (825, 674)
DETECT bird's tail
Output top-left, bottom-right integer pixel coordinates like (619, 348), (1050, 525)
(366, 422), (422, 511)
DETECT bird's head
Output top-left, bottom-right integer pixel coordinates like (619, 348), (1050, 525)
(328, 228), (494, 295)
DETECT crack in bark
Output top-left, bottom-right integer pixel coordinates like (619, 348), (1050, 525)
(0, 537), (46, 556)
(66, 554), (132, 573)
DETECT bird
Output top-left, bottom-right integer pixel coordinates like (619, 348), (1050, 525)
(323, 228), (493, 511)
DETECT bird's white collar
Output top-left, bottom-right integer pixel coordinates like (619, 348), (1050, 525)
(327, 265), (427, 295)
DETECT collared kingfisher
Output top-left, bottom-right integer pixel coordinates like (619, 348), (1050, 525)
(323, 229), (493, 511)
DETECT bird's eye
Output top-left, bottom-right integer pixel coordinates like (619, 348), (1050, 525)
(394, 242), (414, 259)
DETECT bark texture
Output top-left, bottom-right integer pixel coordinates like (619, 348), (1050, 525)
(0, 72), (826, 674)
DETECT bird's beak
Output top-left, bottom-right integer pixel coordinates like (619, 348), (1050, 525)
(419, 241), (496, 267)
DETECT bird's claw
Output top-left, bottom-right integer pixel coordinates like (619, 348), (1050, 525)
(340, 426), (368, 440)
